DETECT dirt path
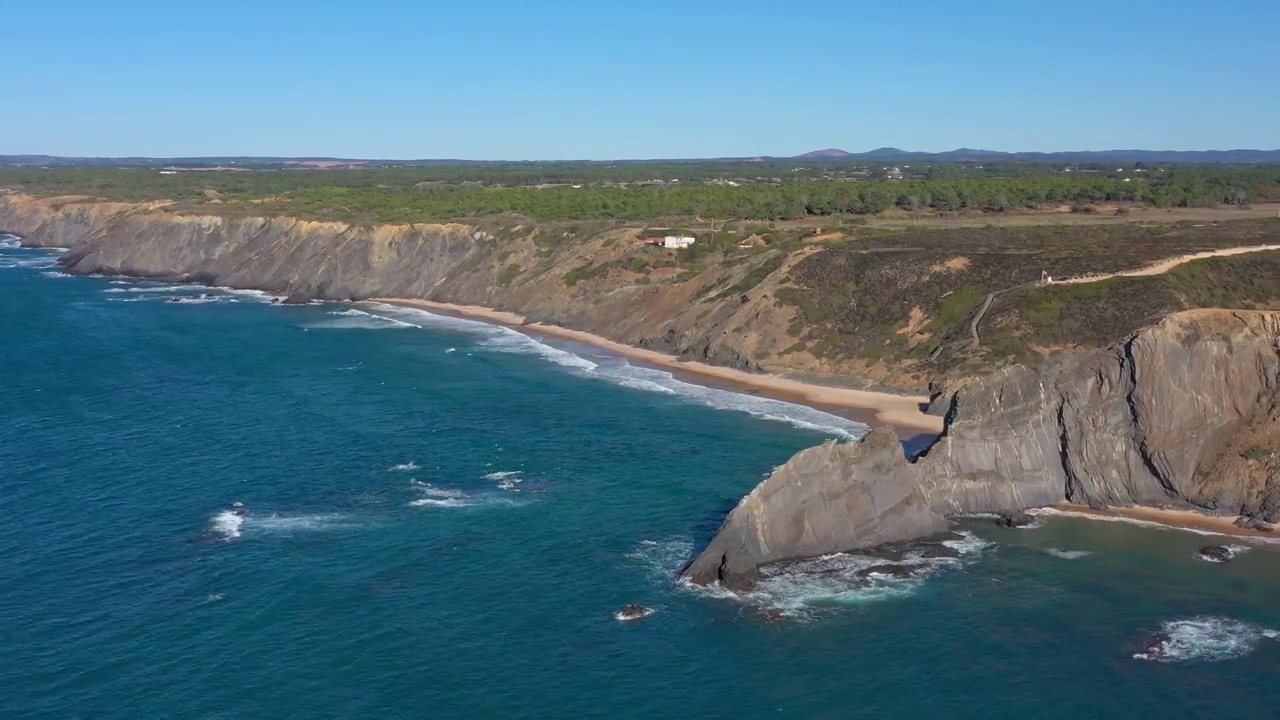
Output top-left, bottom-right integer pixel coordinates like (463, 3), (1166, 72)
(969, 243), (1280, 347)
(1052, 244), (1280, 286)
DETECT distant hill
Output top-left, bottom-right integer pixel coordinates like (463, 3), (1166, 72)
(791, 148), (1280, 164)
(793, 148), (852, 160)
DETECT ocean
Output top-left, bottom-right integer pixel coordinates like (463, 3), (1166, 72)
(5, 237), (1280, 719)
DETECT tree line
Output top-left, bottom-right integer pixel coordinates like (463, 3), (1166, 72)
(2, 166), (1276, 223)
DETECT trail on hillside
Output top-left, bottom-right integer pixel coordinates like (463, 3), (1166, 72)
(1051, 244), (1280, 286)
(969, 243), (1280, 346)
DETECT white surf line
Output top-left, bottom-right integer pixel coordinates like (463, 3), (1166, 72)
(1029, 507), (1280, 546)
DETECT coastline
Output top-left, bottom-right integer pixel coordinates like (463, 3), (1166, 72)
(1036, 503), (1278, 544)
(370, 297), (944, 434)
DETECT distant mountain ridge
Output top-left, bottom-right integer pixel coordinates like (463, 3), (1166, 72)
(790, 148), (1280, 163)
(2, 147), (1279, 168)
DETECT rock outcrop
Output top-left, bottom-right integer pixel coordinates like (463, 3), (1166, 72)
(684, 310), (1280, 587)
(682, 427), (948, 589)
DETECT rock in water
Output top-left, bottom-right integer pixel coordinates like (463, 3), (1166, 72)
(680, 427), (948, 589)
(1197, 546), (1233, 563)
(855, 564), (917, 580)
(994, 511), (1035, 529)
(614, 605), (654, 622)
(913, 543), (961, 559)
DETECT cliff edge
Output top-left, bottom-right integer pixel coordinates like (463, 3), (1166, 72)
(683, 309), (1280, 586)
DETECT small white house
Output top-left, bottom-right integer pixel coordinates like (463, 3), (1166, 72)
(663, 236), (696, 249)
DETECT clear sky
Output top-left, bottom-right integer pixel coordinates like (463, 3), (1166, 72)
(7, 0), (1276, 159)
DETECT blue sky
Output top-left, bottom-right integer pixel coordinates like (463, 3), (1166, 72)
(7, 0), (1276, 159)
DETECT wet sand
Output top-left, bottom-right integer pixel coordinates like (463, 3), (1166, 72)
(1037, 504), (1278, 543)
(371, 298), (944, 434)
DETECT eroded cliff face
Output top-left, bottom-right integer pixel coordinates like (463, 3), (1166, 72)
(0, 193), (822, 377)
(683, 309), (1280, 587)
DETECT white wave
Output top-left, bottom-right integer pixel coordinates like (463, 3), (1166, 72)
(0, 256), (57, 269)
(445, 347), (457, 353)
(0, 235), (20, 249)
(407, 484), (518, 509)
(484, 470), (522, 480)
(41, 271), (71, 278)
(388, 462), (420, 472)
(490, 472), (524, 491)
(306, 308), (415, 330)
(114, 284), (192, 293)
(1045, 548), (1092, 560)
(109, 280), (129, 285)
(1134, 617), (1279, 663)
(1027, 507), (1280, 544)
(362, 303), (867, 441)
(209, 510), (244, 540)
(477, 329), (600, 371)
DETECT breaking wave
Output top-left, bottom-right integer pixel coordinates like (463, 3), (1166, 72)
(0, 255), (58, 269)
(101, 282), (283, 304)
(365, 303), (867, 441)
(208, 508), (355, 539)
(407, 483), (520, 509)
(388, 462), (420, 472)
(0, 234), (20, 249)
(1134, 617), (1279, 663)
(484, 470), (524, 491)
(306, 309), (416, 330)
(209, 510), (245, 540)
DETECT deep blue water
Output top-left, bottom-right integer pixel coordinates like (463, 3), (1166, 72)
(5, 239), (1280, 719)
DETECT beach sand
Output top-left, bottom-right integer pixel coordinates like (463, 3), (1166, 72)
(371, 297), (944, 434)
(1038, 503), (1278, 543)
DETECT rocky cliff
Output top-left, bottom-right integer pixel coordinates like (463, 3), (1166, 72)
(683, 309), (1280, 587)
(0, 193), (816, 377)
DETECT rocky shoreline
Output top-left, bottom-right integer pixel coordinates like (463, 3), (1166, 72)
(7, 194), (1280, 591)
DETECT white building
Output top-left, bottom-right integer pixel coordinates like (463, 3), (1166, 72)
(663, 236), (696, 249)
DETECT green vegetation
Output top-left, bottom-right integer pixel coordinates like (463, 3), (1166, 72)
(2, 165), (1276, 224)
(1244, 446), (1272, 461)
(771, 219), (1280, 373)
(497, 263), (524, 286)
(709, 254), (787, 301)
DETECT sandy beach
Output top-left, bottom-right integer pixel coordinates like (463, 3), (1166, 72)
(370, 297), (944, 433)
(1037, 503), (1278, 543)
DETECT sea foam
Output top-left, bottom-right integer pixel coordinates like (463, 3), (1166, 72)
(407, 483), (519, 509)
(306, 309), (416, 330)
(209, 510), (245, 540)
(1134, 617), (1279, 663)
(633, 532), (992, 618)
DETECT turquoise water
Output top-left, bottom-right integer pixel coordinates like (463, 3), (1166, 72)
(5, 239), (1280, 719)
